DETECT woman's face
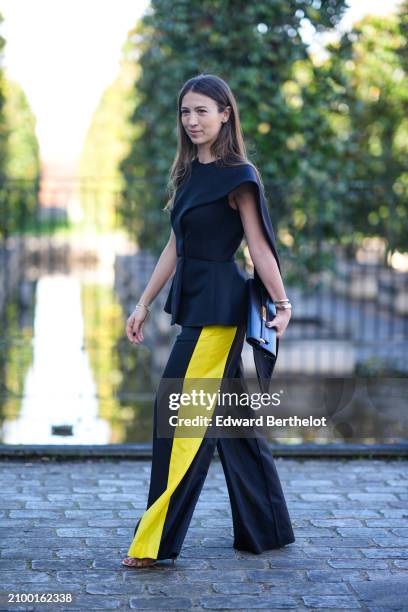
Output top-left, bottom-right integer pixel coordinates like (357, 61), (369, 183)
(180, 91), (230, 147)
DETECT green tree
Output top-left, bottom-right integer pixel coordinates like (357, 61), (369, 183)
(119, 0), (348, 265)
(323, 9), (408, 260)
(79, 42), (138, 232)
(3, 78), (40, 179)
(0, 12), (7, 177)
(0, 15), (40, 239)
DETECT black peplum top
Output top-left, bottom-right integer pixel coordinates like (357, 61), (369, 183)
(164, 157), (282, 387)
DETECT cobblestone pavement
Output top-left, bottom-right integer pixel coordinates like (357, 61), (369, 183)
(0, 458), (407, 611)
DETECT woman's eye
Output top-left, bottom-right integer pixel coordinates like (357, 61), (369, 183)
(181, 110), (206, 115)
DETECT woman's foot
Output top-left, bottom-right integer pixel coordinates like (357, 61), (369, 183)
(122, 557), (157, 568)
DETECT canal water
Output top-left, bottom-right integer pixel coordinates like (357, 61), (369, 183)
(0, 246), (407, 446)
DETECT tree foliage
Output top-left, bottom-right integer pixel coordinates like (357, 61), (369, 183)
(0, 13), (40, 239)
(322, 9), (408, 257)
(3, 78), (40, 179)
(79, 43), (138, 231)
(119, 0), (348, 261)
(116, 1), (406, 278)
(0, 12), (7, 177)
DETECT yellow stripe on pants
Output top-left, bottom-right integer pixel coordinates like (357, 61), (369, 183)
(127, 325), (237, 559)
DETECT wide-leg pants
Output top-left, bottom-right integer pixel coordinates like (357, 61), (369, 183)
(127, 323), (295, 561)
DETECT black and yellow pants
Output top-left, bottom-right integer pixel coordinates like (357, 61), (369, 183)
(127, 323), (295, 561)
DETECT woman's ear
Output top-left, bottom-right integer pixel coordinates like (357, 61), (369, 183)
(224, 105), (232, 122)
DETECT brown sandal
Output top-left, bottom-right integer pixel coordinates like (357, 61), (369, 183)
(121, 556), (177, 568)
(122, 557), (157, 568)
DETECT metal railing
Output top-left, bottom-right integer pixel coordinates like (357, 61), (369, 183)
(0, 175), (407, 379)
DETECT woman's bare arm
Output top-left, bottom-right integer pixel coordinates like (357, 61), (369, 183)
(229, 182), (291, 338)
(126, 228), (177, 344)
(137, 228), (177, 307)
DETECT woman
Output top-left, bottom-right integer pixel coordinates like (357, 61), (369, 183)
(122, 74), (295, 568)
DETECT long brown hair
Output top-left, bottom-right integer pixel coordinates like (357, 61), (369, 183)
(163, 73), (263, 211)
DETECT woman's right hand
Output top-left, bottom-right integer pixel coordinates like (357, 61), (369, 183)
(126, 307), (149, 344)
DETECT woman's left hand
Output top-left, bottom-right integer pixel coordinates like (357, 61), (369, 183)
(266, 308), (291, 338)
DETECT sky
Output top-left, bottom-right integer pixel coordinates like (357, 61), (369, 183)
(0, 0), (149, 169)
(0, 0), (403, 171)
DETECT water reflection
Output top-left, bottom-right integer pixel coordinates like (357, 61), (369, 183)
(3, 274), (110, 444)
(0, 266), (406, 446)
(0, 266), (158, 445)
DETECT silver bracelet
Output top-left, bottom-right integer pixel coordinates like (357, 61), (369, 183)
(135, 302), (151, 312)
(276, 303), (292, 310)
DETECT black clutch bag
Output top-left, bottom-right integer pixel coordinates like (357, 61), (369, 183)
(246, 278), (277, 358)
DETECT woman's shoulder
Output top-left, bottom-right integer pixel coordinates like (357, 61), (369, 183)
(174, 158), (261, 201)
(194, 157), (259, 181)
(221, 161), (260, 192)
(227, 160), (258, 177)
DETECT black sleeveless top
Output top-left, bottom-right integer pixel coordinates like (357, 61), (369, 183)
(164, 157), (281, 328)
